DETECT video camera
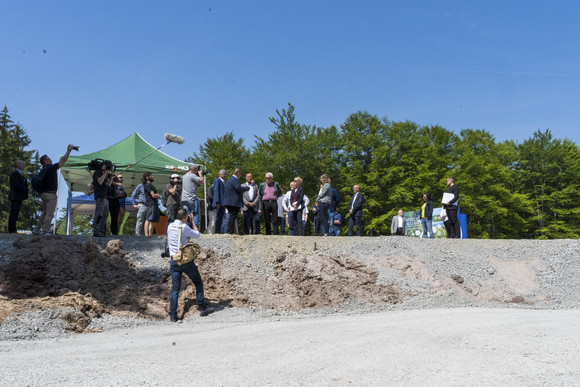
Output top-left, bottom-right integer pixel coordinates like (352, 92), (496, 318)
(88, 158), (116, 172)
(196, 165), (208, 176)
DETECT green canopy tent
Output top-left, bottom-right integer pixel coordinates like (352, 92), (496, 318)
(61, 132), (191, 193)
(60, 132), (206, 235)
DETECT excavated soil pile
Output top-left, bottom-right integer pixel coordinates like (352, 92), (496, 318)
(0, 235), (403, 332)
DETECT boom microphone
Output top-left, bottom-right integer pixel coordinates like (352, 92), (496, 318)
(117, 132), (186, 176)
(164, 133), (185, 144)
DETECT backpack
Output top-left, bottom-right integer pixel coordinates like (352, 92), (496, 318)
(31, 165), (49, 194)
(161, 189), (169, 207)
(206, 182), (214, 203)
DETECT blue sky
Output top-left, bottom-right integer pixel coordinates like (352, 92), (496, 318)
(2, 0), (579, 167)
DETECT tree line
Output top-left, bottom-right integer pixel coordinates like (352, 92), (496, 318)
(2, 104), (579, 238)
(186, 103), (580, 239)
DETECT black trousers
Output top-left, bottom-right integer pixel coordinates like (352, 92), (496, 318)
(108, 198), (120, 235)
(291, 209), (304, 236)
(446, 207), (461, 238)
(262, 200), (278, 235)
(9, 200), (23, 233)
(225, 206), (240, 234)
(348, 214), (362, 236)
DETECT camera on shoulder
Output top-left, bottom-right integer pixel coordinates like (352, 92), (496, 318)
(88, 159), (116, 172)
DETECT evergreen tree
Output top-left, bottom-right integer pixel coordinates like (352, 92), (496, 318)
(452, 129), (533, 238)
(517, 129), (580, 239)
(0, 106), (41, 232)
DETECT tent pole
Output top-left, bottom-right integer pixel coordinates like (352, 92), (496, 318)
(66, 190), (72, 235)
(203, 175), (208, 233)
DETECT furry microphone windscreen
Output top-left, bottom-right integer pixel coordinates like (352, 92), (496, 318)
(164, 133), (185, 144)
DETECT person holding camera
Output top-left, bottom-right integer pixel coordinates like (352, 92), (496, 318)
(165, 174), (182, 224)
(181, 165), (204, 229)
(92, 160), (114, 237)
(34, 144), (76, 235)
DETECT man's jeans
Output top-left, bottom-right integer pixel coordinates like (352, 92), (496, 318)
(277, 216), (286, 235)
(93, 197), (109, 236)
(169, 259), (204, 319)
(214, 206), (225, 234)
(183, 199), (200, 228)
(135, 203), (147, 236)
(328, 209), (336, 236)
(287, 211), (294, 236)
(421, 218), (434, 239)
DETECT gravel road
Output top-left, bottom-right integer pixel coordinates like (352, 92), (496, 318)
(1, 235), (579, 385)
(2, 308), (579, 385)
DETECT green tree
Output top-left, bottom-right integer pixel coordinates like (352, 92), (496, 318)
(251, 103), (340, 195)
(0, 106), (41, 232)
(186, 131), (250, 177)
(517, 129), (580, 239)
(452, 129), (533, 238)
(337, 111), (390, 235)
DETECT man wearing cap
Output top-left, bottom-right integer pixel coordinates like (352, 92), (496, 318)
(165, 174), (182, 224)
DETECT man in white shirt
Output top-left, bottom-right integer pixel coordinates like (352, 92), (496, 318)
(242, 173), (260, 234)
(167, 209), (209, 321)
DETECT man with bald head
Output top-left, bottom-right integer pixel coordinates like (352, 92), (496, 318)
(8, 160), (29, 233)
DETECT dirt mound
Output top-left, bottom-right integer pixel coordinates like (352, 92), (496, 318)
(1, 236), (171, 330)
(1, 235), (402, 331)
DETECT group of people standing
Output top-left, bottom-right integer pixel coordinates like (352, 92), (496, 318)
(390, 177), (461, 239)
(8, 144), (76, 235)
(205, 171), (365, 237)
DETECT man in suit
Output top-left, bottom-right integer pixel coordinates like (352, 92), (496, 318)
(8, 160), (29, 233)
(347, 184), (364, 236)
(242, 173), (260, 234)
(391, 209), (407, 236)
(212, 169), (227, 234)
(222, 169), (250, 235)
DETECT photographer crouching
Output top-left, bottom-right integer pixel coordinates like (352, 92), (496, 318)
(91, 160), (115, 237)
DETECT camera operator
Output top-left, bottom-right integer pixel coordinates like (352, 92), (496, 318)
(165, 174), (182, 224)
(92, 160), (114, 237)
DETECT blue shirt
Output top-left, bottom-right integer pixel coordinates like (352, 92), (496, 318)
(131, 184), (146, 205)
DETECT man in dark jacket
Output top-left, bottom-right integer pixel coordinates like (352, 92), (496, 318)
(222, 168), (249, 234)
(443, 177), (460, 238)
(347, 185), (364, 236)
(212, 169), (227, 234)
(8, 160), (29, 233)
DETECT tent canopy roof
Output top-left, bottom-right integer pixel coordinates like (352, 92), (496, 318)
(61, 132), (191, 193)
